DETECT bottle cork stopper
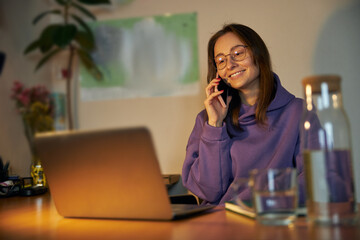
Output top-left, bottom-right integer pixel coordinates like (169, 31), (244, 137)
(302, 75), (341, 93)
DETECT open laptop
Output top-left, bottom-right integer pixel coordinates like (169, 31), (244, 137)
(34, 127), (214, 220)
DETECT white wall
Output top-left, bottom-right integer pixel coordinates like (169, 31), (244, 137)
(1, 0), (359, 199)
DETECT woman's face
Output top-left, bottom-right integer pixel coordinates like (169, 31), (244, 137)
(214, 32), (260, 93)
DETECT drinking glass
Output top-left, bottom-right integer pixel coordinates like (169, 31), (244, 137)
(233, 168), (298, 226)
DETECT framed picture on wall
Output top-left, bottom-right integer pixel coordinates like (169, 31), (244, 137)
(79, 12), (199, 101)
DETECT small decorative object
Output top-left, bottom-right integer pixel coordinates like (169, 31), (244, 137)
(0, 158), (20, 197)
(0, 156), (9, 182)
(11, 81), (54, 186)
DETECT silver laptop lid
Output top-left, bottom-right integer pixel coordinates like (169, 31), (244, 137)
(34, 127), (173, 220)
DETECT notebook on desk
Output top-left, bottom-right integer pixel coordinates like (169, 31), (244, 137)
(34, 127), (214, 220)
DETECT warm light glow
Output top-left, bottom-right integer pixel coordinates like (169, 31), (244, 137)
(332, 94), (338, 108)
(304, 121), (311, 130)
(305, 84), (313, 111)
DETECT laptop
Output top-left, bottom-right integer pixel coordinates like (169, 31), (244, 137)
(34, 127), (214, 220)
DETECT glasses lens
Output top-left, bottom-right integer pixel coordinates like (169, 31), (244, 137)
(231, 46), (246, 61)
(214, 45), (246, 70)
(215, 54), (226, 70)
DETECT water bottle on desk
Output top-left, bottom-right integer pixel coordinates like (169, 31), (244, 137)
(300, 75), (358, 225)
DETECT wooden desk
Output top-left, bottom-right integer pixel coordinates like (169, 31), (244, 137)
(0, 193), (359, 240)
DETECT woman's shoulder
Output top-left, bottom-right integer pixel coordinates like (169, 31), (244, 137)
(190, 109), (208, 130)
(284, 97), (304, 117)
(195, 109), (208, 121)
(289, 97), (304, 109)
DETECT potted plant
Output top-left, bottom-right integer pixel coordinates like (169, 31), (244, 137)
(11, 81), (54, 186)
(24, 0), (110, 129)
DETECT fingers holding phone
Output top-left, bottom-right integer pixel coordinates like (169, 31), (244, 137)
(205, 78), (220, 97)
(204, 74), (232, 127)
(205, 75), (225, 107)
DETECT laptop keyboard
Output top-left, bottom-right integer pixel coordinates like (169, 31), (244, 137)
(171, 204), (199, 212)
(171, 204), (215, 219)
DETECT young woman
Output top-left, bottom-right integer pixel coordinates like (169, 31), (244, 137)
(182, 23), (304, 205)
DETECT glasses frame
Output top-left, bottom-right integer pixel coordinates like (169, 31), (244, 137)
(214, 45), (248, 70)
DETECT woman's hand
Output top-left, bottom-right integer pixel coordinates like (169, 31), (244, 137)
(204, 78), (232, 127)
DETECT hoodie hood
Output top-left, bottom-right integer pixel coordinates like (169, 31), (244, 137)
(267, 73), (295, 111)
(226, 73), (295, 127)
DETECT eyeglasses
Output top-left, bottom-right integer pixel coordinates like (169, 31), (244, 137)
(214, 45), (248, 70)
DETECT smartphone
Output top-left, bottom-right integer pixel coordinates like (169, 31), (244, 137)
(217, 78), (229, 105)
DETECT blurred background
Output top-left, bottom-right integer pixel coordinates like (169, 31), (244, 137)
(0, 0), (359, 200)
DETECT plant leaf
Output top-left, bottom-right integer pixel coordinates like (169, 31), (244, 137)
(87, 64), (103, 80)
(55, 0), (67, 5)
(53, 24), (78, 48)
(71, 14), (94, 41)
(35, 48), (63, 71)
(88, 65), (103, 80)
(77, 48), (103, 80)
(38, 24), (61, 53)
(77, 48), (93, 68)
(76, 0), (111, 5)
(70, 2), (96, 20)
(24, 39), (41, 54)
(74, 31), (95, 50)
(33, 10), (62, 25)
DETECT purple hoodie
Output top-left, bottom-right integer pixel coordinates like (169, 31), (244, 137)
(182, 73), (305, 205)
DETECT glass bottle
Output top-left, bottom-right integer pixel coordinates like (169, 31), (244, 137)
(300, 75), (358, 225)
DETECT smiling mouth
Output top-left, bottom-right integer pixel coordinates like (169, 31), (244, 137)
(229, 70), (245, 78)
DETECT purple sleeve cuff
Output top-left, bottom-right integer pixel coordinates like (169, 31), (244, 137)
(202, 122), (229, 141)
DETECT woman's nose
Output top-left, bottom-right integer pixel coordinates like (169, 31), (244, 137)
(227, 57), (237, 70)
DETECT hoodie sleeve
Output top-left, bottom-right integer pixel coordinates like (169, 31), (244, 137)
(182, 111), (233, 204)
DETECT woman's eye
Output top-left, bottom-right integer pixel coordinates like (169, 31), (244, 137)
(216, 58), (224, 64)
(234, 51), (243, 56)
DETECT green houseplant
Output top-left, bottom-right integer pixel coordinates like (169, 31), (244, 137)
(24, 0), (110, 129)
(11, 81), (54, 186)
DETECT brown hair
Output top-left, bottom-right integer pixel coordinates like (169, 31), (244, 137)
(207, 23), (274, 126)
